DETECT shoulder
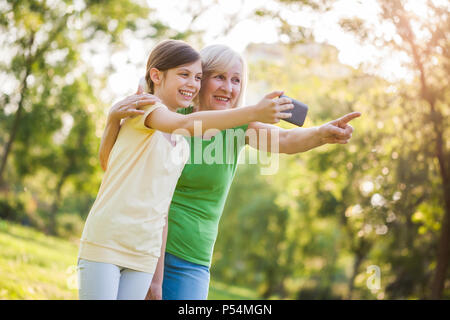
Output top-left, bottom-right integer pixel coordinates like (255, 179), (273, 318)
(128, 102), (168, 131)
(143, 102), (168, 113)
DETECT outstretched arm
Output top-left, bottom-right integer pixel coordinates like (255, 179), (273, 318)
(145, 91), (293, 136)
(246, 112), (361, 154)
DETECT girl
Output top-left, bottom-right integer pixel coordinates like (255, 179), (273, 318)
(100, 44), (360, 300)
(77, 40), (293, 300)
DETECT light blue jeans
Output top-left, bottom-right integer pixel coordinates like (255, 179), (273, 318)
(162, 252), (210, 300)
(77, 259), (153, 300)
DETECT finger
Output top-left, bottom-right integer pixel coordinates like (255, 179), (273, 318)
(128, 98), (154, 110)
(340, 133), (352, 140)
(137, 93), (160, 102)
(122, 95), (146, 106)
(337, 112), (362, 125)
(136, 77), (148, 94)
(277, 112), (292, 119)
(328, 125), (347, 137)
(278, 103), (294, 112)
(329, 137), (349, 144)
(127, 110), (146, 117)
(277, 97), (292, 105)
(344, 124), (354, 134)
(134, 99), (158, 109)
(336, 125), (352, 137)
(265, 90), (284, 100)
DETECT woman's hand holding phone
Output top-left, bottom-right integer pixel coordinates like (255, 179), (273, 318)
(253, 91), (294, 124)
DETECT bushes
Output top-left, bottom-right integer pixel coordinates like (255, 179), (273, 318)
(0, 193), (83, 240)
(54, 213), (84, 240)
(0, 192), (43, 229)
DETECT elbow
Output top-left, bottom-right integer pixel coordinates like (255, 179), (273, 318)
(180, 118), (196, 136)
(99, 153), (107, 171)
(281, 146), (295, 155)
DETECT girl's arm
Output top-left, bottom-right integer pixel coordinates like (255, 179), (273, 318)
(145, 214), (168, 300)
(246, 112), (361, 154)
(98, 90), (293, 170)
(145, 91), (293, 135)
(99, 115), (121, 171)
(99, 93), (160, 170)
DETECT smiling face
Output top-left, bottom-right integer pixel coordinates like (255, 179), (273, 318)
(198, 60), (243, 111)
(153, 59), (203, 110)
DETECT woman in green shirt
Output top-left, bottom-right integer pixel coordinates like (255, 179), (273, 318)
(99, 44), (360, 300)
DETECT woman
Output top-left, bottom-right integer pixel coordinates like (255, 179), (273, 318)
(99, 44), (360, 300)
(77, 40), (293, 300)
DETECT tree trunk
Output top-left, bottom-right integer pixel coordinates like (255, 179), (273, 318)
(0, 14), (70, 186)
(398, 12), (449, 299)
(347, 251), (364, 299)
(0, 67), (31, 187)
(47, 171), (69, 235)
(417, 62), (449, 301)
(431, 180), (450, 299)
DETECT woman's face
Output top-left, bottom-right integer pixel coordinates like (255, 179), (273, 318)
(198, 60), (242, 111)
(156, 59), (203, 110)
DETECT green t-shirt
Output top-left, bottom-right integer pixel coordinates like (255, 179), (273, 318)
(166, 106), (248, 266)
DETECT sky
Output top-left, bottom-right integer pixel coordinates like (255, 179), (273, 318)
(102, 0), (444, 99)
(1, 0), (446, 107)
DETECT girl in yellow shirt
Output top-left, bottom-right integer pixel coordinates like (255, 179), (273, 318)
(77, 39), (293, 300)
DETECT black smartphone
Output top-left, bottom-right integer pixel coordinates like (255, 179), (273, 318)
(280, 94), (308, 127)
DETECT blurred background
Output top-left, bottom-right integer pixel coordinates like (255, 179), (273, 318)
(0, 0), (449, 300)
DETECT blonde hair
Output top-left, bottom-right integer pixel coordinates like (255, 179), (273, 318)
(198, 44), (248, 108)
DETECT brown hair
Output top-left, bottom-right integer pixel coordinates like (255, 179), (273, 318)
(145, 40), (200, 93)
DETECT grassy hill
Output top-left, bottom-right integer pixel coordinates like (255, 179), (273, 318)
(0, 220), (259, 300)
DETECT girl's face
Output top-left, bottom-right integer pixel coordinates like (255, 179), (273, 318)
(198, 60), (242, 111)
(156, 59), (203, 110)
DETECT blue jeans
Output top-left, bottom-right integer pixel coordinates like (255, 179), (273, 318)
(162, 252), (210, 300)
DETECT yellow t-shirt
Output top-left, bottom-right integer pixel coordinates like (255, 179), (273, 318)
(78, 103), (190, 274)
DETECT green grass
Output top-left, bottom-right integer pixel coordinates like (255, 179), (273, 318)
(0, 220), (259, 300)
(209, 280), (260, 300)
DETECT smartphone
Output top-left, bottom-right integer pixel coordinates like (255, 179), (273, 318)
(280, 94), (308, 127)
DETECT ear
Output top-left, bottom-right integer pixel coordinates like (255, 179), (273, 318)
(149, 68), (163, 85)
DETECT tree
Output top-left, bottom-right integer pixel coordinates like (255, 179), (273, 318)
(256, 0), (449, 299)
(0, 1), (194, 233)
(339, 0), (449, 300)
(0, 0), (152, 186)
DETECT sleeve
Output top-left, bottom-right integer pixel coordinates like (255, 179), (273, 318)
(128, 102), (167, 132)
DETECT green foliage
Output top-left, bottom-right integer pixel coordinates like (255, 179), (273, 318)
(1, 0), (448, 300)
(0, 0), (176, 234)
(214, 31), (449, 299)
